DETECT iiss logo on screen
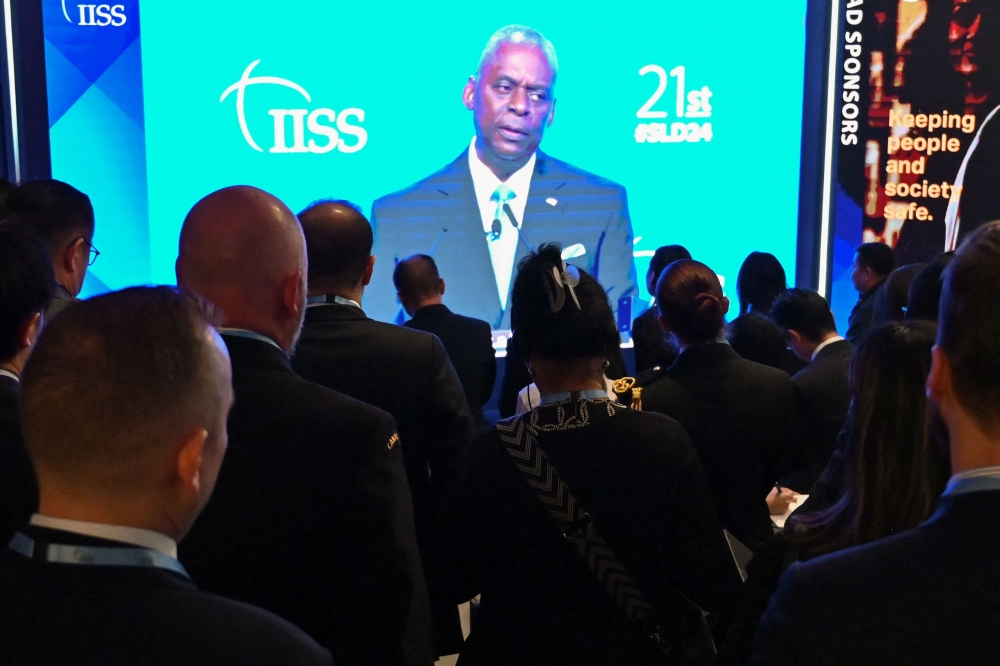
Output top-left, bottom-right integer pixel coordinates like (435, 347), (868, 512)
(220, 61), (367, 155)
(60, 1), (126, 26)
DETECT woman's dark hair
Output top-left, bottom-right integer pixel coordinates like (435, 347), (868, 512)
(508, 243), (619, 360)
(872, 263), (925, 324)
(789, 321), (949, 559)
(656, 260), (727, 345)
(906, 252), (954, 322)
(736, 252), (787, 315)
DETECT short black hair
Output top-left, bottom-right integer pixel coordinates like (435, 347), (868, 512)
(854, 242), (896, 277)
(0, 225), (55, 361)
(906, 253), (954, 322)
(393, 254), (440, 300)
(736, 251), (787, 315)
(298, 199), (373, 292)
(0, 180), (94, 252)
(510, 243), (619, 360)
(771, 288), (837, 343)
(21, 287), (222, 486)
(648, 245), (692, 281)
(938, 221), (1000, 434)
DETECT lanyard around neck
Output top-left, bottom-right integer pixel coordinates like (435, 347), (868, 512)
(539, 389), (610, 405)
(9, 532), (191, 580)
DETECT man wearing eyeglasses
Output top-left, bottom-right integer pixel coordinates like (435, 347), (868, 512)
(0, 180), (97, 319)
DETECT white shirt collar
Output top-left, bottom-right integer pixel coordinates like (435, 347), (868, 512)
(811, 336), (845, 361)
(30, 514), (178, 558)
(306, 294), (361, 309)
(218, 328), (284, 353)
(0, 369), (18, 383)
(467, 137), (536, 228)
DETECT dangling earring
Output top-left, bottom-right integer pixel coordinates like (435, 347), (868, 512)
(528, 364), (535, 377)
(602, 360), (610, 370)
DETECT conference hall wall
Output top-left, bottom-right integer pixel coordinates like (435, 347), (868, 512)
(42, 0), (809, 335)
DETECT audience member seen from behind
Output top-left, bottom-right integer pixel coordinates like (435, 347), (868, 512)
(1, 180), (96, 318)
(770, 288), (854, 493)
(905, 252), (955, 322)
(736, 251), (787, 316)
(640, 260), (794, 546)
(872, 263), (925, 324)
(424, 244), (741, 666)
(722, 320), (946, 665)
(395, 254), (497, 430)
(632, 244), (691, 373)
(726, 313), (807, 377)
(176, 187), (433, 666)
(846, 242), (895, 344)
(292, 202), (474, 657)
(0, 227), (54, 545)
(752, 222), (1000, 663)
(0, 287), (333, 665)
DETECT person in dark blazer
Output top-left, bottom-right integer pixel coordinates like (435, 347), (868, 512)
(292, 202), (472, 658)
(770, 288), (854, 493)
(631, 244), (689, 374)
(0, 227), (54, 546)
(846, 242), (895, 344)
(424, 244), (741, 666)
(176, 187), (432, 666)
(368, 25), (637, 329)
(752, 223), (1000, 664)
(1, 180), (97, 319)
(2, 286), (332, 665)
(639, 260), (794, 546)
(394, 254), (497, 429)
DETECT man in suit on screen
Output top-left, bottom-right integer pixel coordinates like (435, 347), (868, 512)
(369, 25), (638, 329)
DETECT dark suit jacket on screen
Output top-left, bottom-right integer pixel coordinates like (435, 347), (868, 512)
(180, 334), (433, 666)
(369, 150), (638, 329)
(640, 343), (794, 545)
(780, 340), (854, 493)
(404, 304), (496, 428)
(292, 301), (474, 538)
(0, 525), (333, 665)
(0, 375), (37, 546)
(751, 490), (1000, 665)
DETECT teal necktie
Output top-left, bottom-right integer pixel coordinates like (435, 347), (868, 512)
(490, 184), (516, 238)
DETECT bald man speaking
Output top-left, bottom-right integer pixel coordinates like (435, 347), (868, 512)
(176, 186), (433, 666)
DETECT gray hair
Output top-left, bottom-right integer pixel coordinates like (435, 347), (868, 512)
(475, 25), (559, 81)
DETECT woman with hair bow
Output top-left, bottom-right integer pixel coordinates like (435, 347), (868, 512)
(423, 244), (741, 666)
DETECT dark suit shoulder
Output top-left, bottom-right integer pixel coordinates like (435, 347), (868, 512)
(237, 357), (398, 458)
(372, 152), (467, 209)
(538, 153), (626, 194)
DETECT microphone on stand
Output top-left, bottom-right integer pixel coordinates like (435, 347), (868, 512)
(503, 203), (534, 253)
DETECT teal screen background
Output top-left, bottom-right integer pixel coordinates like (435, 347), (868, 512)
(45, 1), (808, 318)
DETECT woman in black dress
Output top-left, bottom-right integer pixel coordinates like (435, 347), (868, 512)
(424, 244), (741, 665)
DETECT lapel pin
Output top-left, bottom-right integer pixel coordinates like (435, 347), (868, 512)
(546, 197), (558, 206)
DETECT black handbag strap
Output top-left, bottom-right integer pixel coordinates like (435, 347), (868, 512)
(497, 412), (654, 622)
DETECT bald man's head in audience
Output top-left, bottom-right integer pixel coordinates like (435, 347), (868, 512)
(393, 254), (445, 316)
(297, 200), (375, 305)
(176, 186), (307, 354)
(20, 287), (232, 541)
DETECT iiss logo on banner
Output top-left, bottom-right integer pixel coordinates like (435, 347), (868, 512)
(61, 1), (127, 26)
(221, 61), (368, 154)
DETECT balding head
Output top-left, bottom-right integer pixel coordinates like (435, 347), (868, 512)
(177, 186), (307, 353)
(297, 200), (375, 301)
(393, 254), (444, 316)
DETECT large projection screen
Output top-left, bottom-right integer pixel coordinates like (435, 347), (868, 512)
(41, 1), (808, 332)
